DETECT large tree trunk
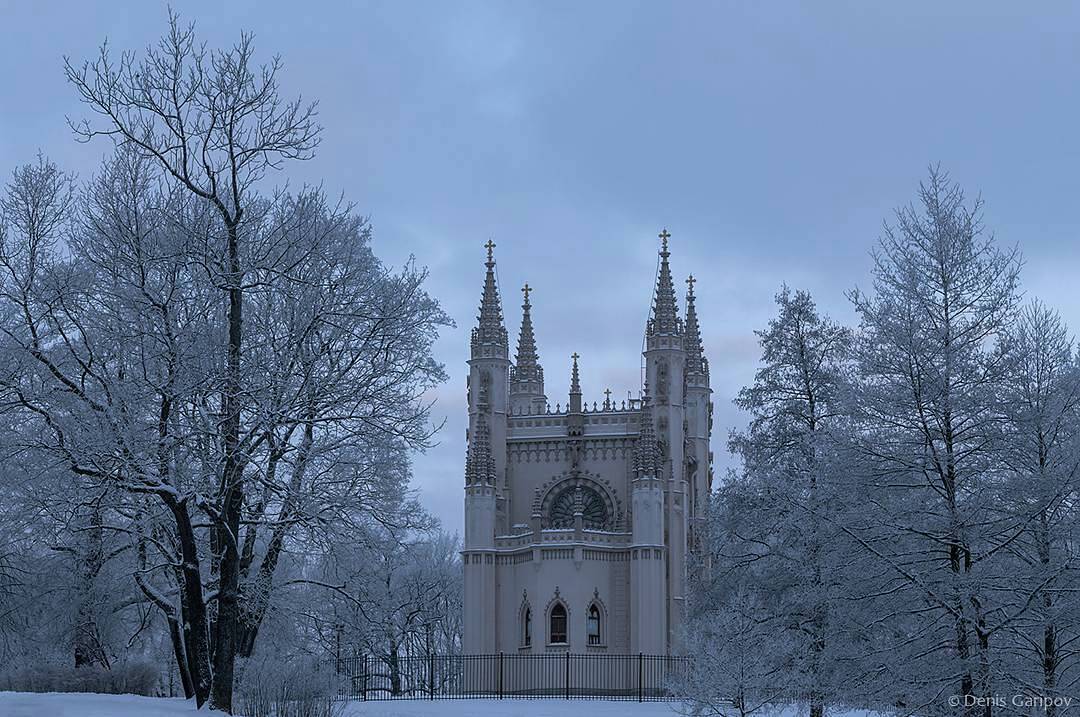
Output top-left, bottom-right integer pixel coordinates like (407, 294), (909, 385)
(164, 494), (213, 708)
(211, 219), (245, 713)
(74, 503), (107, 669)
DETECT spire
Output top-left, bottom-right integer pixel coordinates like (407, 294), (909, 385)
(511, 283), (543, 386)
(646, 229), (681, 339)
(568, 352), (582, 413)
(634, 386), (660, 475)
(471, 240), (508, 354)
(684, 274), (708, 376)
(465, 416), (496, 485)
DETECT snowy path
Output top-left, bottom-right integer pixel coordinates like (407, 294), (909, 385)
(0, 692), (686, 716)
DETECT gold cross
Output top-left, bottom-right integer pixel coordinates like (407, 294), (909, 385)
(658, 228), (671, 252)
(484, 239), (496, 262)
(522, 283), (531, 303)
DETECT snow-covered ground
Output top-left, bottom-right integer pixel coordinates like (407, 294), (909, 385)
(0, 691), (225, 716)
(0, 692), (687, 717)
(343, 699), (686, 716)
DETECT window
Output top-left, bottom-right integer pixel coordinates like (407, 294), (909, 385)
(549, 603), (567, 644)
(549, 485), (609, 529)
(523, 607), (532, 647)
(587, 604), (601, 645)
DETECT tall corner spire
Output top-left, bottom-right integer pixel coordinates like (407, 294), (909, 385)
(634, 385), (659, 475)
(511, 282), (543, 390)
(646, 228), (682, 339)
(684, 274), (708, 376)
(471, 239), (508, 355)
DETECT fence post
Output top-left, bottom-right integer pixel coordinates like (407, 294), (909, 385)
(429, 653), (435, 700)
(362, 655), (368, 702)
(638, 652), (643, 703)
(498, 652), (504, 699)
(565, 652), (570, 700)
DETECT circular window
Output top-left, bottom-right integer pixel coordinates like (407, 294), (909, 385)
(549, 485), (609, 530)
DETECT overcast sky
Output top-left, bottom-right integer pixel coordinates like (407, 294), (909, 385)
(3, 2), (1080, 535)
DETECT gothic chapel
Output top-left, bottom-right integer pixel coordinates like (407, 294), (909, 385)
(462, 232), (713, 655)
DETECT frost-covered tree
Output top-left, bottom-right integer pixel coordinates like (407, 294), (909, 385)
(996, 301), (1080, 711)
(845, 167), (1023, 712)
(687, 287), (852, 716)
(0, 20), (450, 707)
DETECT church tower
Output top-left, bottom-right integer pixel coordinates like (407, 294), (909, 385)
(462, 240), (509, 654)
(461, 231), (711, 658)
(642, 229), (688, 651)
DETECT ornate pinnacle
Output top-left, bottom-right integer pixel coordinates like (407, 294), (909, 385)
(465, 416), (497, 485)
(511, 282), (543, 390)
(570, 352), (581, 395)
(634, 386), (660, 475)
(472, 241), (508, 353)
(685, 274), (708, 376)
(646, 229), (682, 339)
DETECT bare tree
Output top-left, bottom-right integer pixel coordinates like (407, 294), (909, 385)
(63, 13), (319, 709)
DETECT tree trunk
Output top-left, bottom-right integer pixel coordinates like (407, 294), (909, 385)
(1038, 507), (1058, 717)
(167, 615), (195, 700)
(211, 218), (245, 713)
(74, 503), (107, 669)
(237, 417), (315, 659)
(164, 494), (213, 708)
(1044, 620), (1058, 717)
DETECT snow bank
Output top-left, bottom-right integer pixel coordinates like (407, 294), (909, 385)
(0, 691), (227, 717)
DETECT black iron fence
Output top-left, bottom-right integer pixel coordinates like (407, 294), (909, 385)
(335, 653), (689, 702)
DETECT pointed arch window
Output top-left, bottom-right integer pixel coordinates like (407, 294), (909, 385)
(523, 607), (532, 647)
(549, 603), (568, 644)
(587, 604), (602, 645)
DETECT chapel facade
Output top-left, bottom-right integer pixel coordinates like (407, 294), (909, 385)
(462, 231), (713, 656)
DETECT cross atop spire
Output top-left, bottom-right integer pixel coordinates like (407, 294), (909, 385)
(570, 352), (581, 395)
(646, 229), (682, 340)
(522, 282), (532, 305)
(686, 274), (696, 295)
(471, 241), (508, 354)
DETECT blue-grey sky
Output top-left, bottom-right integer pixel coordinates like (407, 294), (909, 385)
(3, 2), (1080, 535)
